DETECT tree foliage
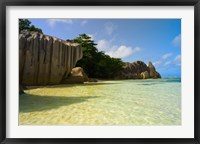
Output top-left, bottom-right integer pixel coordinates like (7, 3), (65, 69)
(72, 34), (123, 79)
(19, 19), (43, 33)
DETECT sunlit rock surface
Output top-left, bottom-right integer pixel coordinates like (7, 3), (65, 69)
(115, 61), (161, 79)
(19, 31), (82, 85)
(61, 67), (89, 84)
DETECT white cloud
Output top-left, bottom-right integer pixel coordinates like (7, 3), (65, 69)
(162, 53), (173, 60)
(174, 55), (181, 62)
(163, 54), (181, 66)
(164, 61), (172, 66)
(162, 54), (181, 66)
(153, 53), (173, 67)
(96, 39), (111, 51)
(87, 34), (94, 40)
(106, 46), (141, 58)
(153, 61), (162, 66)
(96, 39), (141, 58)
(46, 19), (73, 27)
(154, 53), (181, 68)
(81, 20), (88, 26)
(174, 55), (181, 63)
(172, 34), (181, 47)
(104, 22), (117, 35)
(132, 47), (141, 53)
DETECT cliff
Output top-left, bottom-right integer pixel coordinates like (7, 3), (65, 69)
(115, 61), (161, 79)
(19, 31), (82, 86)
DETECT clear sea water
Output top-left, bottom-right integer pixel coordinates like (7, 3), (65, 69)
(19, 78), (181, 125)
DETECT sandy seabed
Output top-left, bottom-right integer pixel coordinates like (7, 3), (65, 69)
(19, 79), (181, 125)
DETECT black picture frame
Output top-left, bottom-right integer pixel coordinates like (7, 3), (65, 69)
(0, 0), (200, 144)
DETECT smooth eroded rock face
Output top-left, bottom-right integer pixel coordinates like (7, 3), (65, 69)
(148, 62), (161, 78)
(115, 61), (161, 79)
(61, 67), (89, 84)
(19, 31), (82, 86)
(141, 71), (149, 79)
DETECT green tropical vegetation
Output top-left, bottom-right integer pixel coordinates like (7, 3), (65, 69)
(19, 19), (123, 79)
(72, 34), (123, 79)
(19, 19), (43, 33)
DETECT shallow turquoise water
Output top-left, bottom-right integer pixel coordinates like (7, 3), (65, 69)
(20, 78), (181, 125)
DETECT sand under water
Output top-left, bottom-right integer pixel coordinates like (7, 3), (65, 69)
(19, 78), (181, 125)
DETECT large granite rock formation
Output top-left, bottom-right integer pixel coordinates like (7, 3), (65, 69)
(61, 67), (89, 84)
(115, 61), (161, 79)
(19, 31), (82, 86)
(148, 62), (161, 78)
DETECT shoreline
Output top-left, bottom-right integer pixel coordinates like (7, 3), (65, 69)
(22, 77), (181, 91)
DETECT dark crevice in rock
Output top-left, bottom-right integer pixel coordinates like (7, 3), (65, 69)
(58, 42), (60, 69)
(48, 37), (53, 84)
(43, 39), (47, 64)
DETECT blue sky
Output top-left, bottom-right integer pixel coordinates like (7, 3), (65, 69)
(28, 18), (181, 77)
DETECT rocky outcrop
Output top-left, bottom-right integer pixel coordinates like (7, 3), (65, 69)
(19, 31), (82, 86)
(148, 62), (161, 78)
(141, 71), (149, 79)
(115, 61), (161, 79)
(61, 67), (89, 84)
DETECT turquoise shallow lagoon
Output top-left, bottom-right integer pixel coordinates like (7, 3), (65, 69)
(19, 78), (181, 125)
